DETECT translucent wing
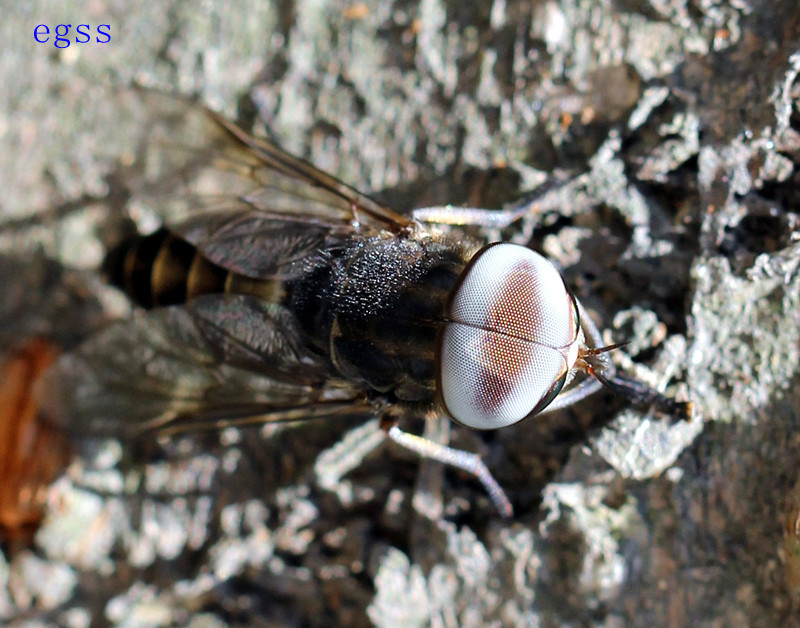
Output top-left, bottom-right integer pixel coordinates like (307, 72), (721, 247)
(121, 90), (413, 278)
(37, 294), (370, 437)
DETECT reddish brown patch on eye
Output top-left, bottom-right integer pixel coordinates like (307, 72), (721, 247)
(473, 330), (533, 416)
(472, 261), (534, 415)
(473, 260), (572, 418)
(483, 259), (539, 340)
(0, 338), (71, 547)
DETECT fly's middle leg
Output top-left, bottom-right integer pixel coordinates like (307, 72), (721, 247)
(381, 414), (513, 518)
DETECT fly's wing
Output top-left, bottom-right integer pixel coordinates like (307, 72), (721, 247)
(122, 90), (414, 279)
(37, 92), (403, 437)
(37, 294), (371, 438)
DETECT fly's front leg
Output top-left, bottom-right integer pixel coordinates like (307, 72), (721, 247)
(411, 205), (530, 230)
(380, 414), (513, 518)
(411, 173), (575, 230)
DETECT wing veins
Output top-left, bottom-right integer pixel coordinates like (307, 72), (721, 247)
(146, 398), (372, 436)
(204, 108), (413, 231)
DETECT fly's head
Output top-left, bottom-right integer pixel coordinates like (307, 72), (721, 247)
(437, 242), (693, 430)
(437, 242), (582, 429)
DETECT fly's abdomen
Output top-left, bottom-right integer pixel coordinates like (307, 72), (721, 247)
(104, 228), (284, 308)
(104, 228), (228, 307)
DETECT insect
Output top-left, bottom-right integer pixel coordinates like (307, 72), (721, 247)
(0, 338), (70, 545)
(38, 91), (691, 517)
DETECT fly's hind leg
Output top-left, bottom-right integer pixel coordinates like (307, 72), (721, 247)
(314, 414), (513, 518)
(313, 418), (387, 508)
(381, 414), (513, 518)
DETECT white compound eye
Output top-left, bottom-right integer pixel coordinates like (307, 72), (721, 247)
(438, 243), (580, 429)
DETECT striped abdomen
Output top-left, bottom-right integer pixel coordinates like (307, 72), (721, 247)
(103, 228), (283, 308)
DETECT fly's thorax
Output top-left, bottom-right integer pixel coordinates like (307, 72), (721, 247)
(322, 233), (478, 403)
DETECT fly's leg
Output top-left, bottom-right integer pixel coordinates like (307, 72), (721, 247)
(411, 174), (575, 229)
(409, 415), (448, 520)
(541, 296), (606, 413)
(571, 299), (693, 420)
(382, 416), (513, 518)
(313, 418), (386, 508)
(411, 205), (530, 229)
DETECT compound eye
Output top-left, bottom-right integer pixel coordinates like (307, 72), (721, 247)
(438, 243), (579, 430)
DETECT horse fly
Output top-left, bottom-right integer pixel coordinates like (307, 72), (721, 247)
(38, 91), (691, 517)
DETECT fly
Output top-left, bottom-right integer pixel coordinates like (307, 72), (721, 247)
(38, 91), (691, 518)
